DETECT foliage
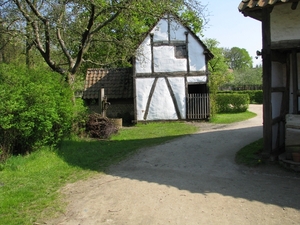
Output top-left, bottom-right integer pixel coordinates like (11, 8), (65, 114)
(225, 65), (262, 89)
(210, 110), (256, 124)
(1, 0), (207, 85)
(216, 93), (250, 113)
(223, 47), (253, 70)
(204, 39), (234, 115)
(0, 64), (77, 159)
(86, 113), (118, 139)
(235, 138), (264, 166)
(0, 122), (197, 224)
(219, 90), (263, 104)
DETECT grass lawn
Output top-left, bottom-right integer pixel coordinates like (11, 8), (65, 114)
(0, 122), (197, 225)
(0, 110), (258, 224)
(235, 138), (264, 166)
(210, 110), (257, 124)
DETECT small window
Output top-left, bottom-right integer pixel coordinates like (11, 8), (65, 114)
(175, 45), (187, 58)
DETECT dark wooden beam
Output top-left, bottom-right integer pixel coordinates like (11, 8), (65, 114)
(292, 50), (299, 114)
(262, 7), (273, 157)
(165, 77), (182, 119)
(150, 33), (154, 74)
(135, 71), (208, 78)
(185, 32), (190, 73)
(143, 77), (158, 120)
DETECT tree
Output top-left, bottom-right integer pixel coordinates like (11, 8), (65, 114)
(1, 0), (207, 87)
(204, 38), (233, 114)
(223, 47), (253, 70)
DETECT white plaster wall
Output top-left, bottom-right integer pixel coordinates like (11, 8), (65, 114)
(135, 78), (155, 120)
(135, 36), (152, 73)
(271, 62), (286, 88)
(135, 77), (186, 121)
(187, 76), (207, 83)
(271, 4), (300, 42)
(189, 35), (207, 71)
(153, 46), (187, 72)
(152, 19), (169, 41)
(168, 77), (186, 119)
(147, 78), (178, 120)
(169, 18), (186, 41)
(272, 92), (282, 119)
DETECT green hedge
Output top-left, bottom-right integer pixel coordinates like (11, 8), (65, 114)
(216, 93), (250, 113)
(0, 64), (84, 159)
(218, 90), (263, 104)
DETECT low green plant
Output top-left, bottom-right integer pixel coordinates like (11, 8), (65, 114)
(218, 90), (263, 104)
(216, 93), (250, 113)
(235, 138), (264, 166)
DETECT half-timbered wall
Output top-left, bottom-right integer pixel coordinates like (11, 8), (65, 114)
(134, 14), (209, 121)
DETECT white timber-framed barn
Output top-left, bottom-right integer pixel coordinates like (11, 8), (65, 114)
(133, 13), (213, 122)
(239, 0), (300, 159)
(83, 13), (214, 123)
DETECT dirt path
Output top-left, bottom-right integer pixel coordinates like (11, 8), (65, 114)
(47, 105), (300, 225)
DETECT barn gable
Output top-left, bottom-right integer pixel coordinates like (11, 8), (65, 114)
(134, 13), (213, 122)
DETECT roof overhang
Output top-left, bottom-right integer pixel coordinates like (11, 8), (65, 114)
(238, 0), (300, 21)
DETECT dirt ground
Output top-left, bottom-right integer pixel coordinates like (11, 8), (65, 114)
(47, 105), (300, 225)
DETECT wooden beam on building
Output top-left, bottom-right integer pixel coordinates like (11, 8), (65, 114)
(292, 50), (299, 114)
(262, 7), (273, 158)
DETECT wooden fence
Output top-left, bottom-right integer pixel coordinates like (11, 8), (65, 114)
(187, 93), (210, 119)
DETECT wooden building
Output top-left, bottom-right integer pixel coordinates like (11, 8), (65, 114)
(239, 0), (300, 158)
(83, 13), (213, 123)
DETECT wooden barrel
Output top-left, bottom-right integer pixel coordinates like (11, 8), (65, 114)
(109, 118), (122, 128)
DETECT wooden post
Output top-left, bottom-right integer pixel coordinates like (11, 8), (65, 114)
(262, 8), (273, 158)
(99, 88), (105, 116)
(292, 50), (298, 114)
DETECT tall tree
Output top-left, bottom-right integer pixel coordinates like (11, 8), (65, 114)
(1, 0), (207, 87)
(204, 38), (233, 115)
(223, 47), (253, 70)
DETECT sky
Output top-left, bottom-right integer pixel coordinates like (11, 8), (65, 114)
(200, 0), (263, 67)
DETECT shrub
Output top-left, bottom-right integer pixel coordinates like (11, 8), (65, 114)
(216, 93), (249, 113)
(218, 90), (263, 104)
(0, 64), (76, 159)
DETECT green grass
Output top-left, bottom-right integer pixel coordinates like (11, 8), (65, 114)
(210, 110), (257, 124)
(235, 138), (264, 166)
(0, 122), (197, 225)
(0, 112), (259, 225)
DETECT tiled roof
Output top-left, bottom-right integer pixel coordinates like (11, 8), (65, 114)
(239, 0), (297, 12)
(83, 68), (133, 99)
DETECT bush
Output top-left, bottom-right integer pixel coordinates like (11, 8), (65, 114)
(0, 64), (76, 159)
(218, 90), (263, 104)
(216, 93), (250, 113)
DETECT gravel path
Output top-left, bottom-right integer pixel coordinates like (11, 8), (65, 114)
(47, 105), (300, 225)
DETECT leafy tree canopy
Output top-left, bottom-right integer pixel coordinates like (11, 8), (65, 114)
(1, 0), (207, 85)
(222, 47), (253, 70)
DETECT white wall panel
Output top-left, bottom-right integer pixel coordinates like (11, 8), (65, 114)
(147, 78), (177, 120)
(271, 4), (300, 42)
(189, 35), (206, 71)
(135, 36), (152, 73)
(153, 46), (187, 72)
(187, 76), (207, 83)
(168, 77), (186, 119)
(135, 78), (155, 120)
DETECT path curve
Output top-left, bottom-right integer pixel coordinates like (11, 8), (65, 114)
(48, 105), (300, 225)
